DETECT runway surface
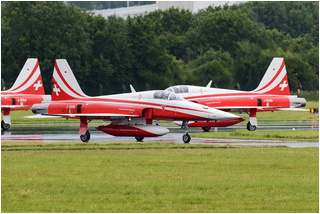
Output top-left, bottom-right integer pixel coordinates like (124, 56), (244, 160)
(2, 121), (318, 148)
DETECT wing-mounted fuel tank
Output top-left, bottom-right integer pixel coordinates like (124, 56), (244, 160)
(96, 117), (169, 140)
(96, 124), (169, 137)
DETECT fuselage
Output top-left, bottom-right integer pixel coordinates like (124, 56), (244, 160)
(32, 90), (240, 122)
(166, 86), (306, 113)
(1, 91), (50, 111)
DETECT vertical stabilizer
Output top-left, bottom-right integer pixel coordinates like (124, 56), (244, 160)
(51, 59), (88, 101)
(5, 58), (45, 95)
(253, 58), (290, 95)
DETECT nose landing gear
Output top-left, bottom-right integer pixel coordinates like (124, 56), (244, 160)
(181, 121), (191, 143)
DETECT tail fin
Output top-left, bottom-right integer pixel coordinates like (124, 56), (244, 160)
(253, 58), (290, 95)
(5, 58), (45, 95)
(51, 59), (88, 101)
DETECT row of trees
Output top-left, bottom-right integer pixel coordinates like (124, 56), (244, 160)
(1, 1), (318, 95)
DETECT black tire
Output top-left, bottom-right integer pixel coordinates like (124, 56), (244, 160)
(135, 136), (144, 142)
(80, 131), (90, 142)
(202, 127), (211, 132)
(182, 133), (191, 143)
(1, 120), (10, 131)
(247, 122), (257, 131)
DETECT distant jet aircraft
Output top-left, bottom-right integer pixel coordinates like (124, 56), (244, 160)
(166, 58), (307, 131)
(1, 58), (51, 130)
(32, 59), (240, 143)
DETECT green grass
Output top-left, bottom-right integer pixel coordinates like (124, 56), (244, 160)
(191, 130), (319, 141)
(1, 143), (318, 213)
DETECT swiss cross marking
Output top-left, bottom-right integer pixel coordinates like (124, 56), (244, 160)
(33, 80), (42, 91)
(161, 105), (166, 111)
(279, 80), (288, 91)
(53, 84), (60, 96)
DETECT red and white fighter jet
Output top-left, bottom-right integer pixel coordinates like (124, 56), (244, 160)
(32, 59), (240, 143)
(1, 58), (51, 130)
(166, 58), (307, 131)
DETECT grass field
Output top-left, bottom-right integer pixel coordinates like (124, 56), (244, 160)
(1, 143), (318, 213)
(191, 130), (319, 141)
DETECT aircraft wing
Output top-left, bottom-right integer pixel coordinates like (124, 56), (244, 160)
(276, 108), (309, 111)
(24, 114), (62, 118)
(1, 105), (31, 109)
(216, 106), (309, 111)
(38, 113), (141, 119)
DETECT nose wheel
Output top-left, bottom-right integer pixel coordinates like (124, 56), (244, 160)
(80, 131), (91, 142)
(181, 121), (191, 143)
(182, 133), (191, 143)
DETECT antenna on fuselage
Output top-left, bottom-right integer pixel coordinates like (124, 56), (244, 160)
(130, 84), (136, 93)
(206, 80), (212, 88)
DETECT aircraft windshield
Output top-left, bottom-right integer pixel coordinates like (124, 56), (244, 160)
(165, 86), (189, 94)
(153, 90), (184, 101)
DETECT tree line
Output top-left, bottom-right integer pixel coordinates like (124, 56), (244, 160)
(1, 1), (318, 95)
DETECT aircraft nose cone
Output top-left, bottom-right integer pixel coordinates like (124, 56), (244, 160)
(218, 111), (240, 120)
(209, 108), (240, 120)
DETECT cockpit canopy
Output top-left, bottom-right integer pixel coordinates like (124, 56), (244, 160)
(153, 90), (184, 100)
(165, 86), (189, 94)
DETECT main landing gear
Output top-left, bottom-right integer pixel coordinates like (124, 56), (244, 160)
(135, 136), (144, 142)
(202, 127), (211, 132)
(79, 116), (92, 142)
(1, 120), (10, 131)
(182, 121), (191, 143)
(247, 109), (257, 131)
(80, 130), (91, 142)
(246, 122), (256, 131)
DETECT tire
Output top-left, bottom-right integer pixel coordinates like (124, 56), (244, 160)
(80, 131), (90, 142)
(202, 127), (211, 132)
(1, 120), (10, 131)
(135, 136), (144, 142)
(247, 122), (257, 131)
(182, 133), (191, 143)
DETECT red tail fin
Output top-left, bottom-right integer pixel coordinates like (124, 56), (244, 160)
(51, 59), (88, 101)
(253, 58), (290, 95)
(4, 58), (45, 95)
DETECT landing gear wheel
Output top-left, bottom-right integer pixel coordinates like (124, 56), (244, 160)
(202, 127), (211, 132)
(80, 131), (91, 142)
(247, 122), (256, 131)
(182, 133), (191, 144)
(135, 136), (144, 142)
(1, 120), (10, 131)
